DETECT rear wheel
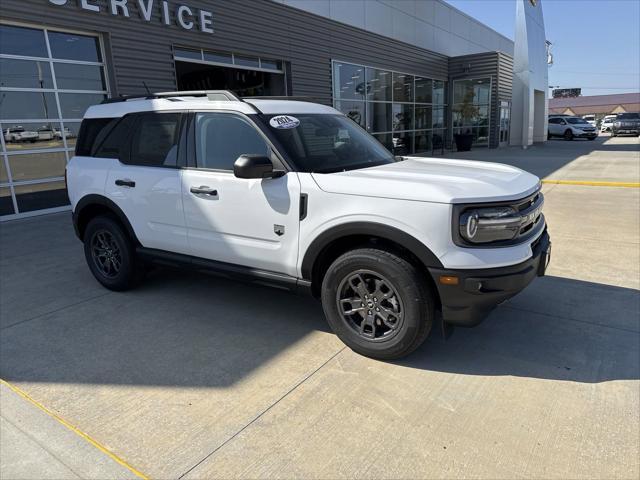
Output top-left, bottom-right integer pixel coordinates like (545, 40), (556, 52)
(83, 215), (144, 291)
(547, 131), (552, 140)
(321, 248), (433, 360)
(564, 129), (574, 141)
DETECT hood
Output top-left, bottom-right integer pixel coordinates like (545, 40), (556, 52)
(311, 157), (541, 204)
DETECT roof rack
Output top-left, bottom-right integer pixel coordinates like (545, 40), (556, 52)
(243, 96), (315, 102)
(101, 90), (242, 104)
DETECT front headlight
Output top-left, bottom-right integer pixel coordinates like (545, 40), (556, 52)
(454, 191), (545, 246)
(459, 206), (521, 243)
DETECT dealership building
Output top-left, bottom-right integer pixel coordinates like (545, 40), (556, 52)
(0, 0), (548, 219)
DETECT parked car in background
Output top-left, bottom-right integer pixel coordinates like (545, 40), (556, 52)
(37, 127), (56, 141)
(548, 115), (598, 140)
(3, 126), (38, 143)
(54, 127), (73, 140)
(611, 113), (640, 137)
(582, 115), (596, 127)
(600, 115), (617, 133)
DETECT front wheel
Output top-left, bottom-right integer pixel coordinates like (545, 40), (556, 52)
(83, 215), (144, 291)
(564, 129), (574, 141)
(321, 248), (434, 360)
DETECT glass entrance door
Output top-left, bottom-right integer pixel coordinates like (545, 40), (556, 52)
(499, 101), (511, 146)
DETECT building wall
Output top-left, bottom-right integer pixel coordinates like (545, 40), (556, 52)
(1, 0), (448, 103)
(276, 0), (514, 57)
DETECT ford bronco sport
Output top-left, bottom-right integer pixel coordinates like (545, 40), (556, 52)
(67, 91), (551, 360)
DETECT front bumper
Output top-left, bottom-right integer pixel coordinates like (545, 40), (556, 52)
(575, 131), (598, 138)
(429, 229), (551, 327)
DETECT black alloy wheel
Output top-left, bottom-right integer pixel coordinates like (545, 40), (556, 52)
(321, 248), (434, 360)
(83, 215), (144, 291)
(90, 229), (123, 278)
(336, 270), (404, 342)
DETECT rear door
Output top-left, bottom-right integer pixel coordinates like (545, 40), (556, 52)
(101, 112), (190, 254)
(181, 111), (301, 276)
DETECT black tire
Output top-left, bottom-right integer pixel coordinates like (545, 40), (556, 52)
(83, 215), (144, 291)
(588, 137), (596, 141)
(547, 131), (552, 140)
(564, 129), (574, 141)
(321, 248), (434, 360)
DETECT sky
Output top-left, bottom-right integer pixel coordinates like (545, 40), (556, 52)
(443, 0), (640, 96)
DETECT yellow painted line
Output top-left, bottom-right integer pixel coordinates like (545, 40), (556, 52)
(542, 179), (640, 188)
(0, 378), (149, 480)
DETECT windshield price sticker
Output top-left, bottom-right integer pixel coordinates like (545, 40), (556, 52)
(270, 115), (300, 129)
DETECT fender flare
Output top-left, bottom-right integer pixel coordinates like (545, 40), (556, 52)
(300, 222), (443, 280)
(73, 194), (139, 244)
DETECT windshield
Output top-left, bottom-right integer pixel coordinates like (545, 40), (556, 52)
(261, 114), (395, 173)
(567, 117), (589, 124)
(618, 113), (640, 120)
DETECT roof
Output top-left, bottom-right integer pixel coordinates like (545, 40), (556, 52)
(84, 96), (341, 119)
(548, 93), (640, 115)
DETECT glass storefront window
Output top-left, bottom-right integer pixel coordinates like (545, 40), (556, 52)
(392, 104), (413, 131)
(0, 24), (47, 57)
(1, 159), (8, 183)
(392, 131), (413, 156)
(0, 59), (53, 88)
(452, 78), (491, 146)
(8, 151), (67, 182)
(235, 55), (259, 68)
(174, 47), (202, 60)
(335, 101), (365, 128)
(333, 62), (366, 101)
(1, 23), (107, 217)
(415, 106), (432, 130)
(433, 80), (446, 105)
(366, 102), (393, 133)
(58, 93), (106, 119)
(48, 31), (102, 62)
(2, 122), (65, 151)
(366, 68), (392, 102)
(333, 62), (447, 156)
(415, 77), (432, 104)
(0, 92), (59, 120)
(61, 122), (81, 148)
(54, 63), (106, 91)
(393, 73), (414, 103)
(203, 50), (232, 64)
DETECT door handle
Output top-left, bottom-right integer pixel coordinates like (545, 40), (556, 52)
(115, 179), (135, 188)
(190, 186), (218, 196)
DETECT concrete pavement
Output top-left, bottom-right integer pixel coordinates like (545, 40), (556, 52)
(1, 135), (638, 479)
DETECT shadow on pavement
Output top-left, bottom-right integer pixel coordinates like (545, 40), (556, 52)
(1, 266), (638, 387)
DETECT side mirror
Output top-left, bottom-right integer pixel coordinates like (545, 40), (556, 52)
(233, 154), (284, 179)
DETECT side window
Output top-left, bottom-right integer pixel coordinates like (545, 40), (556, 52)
(549, 118), (559, 124)
(75, 117), (115, 156)
(94, 115), (137, 161)
(195, 113), (269, 170)
(128, 113), (181, 167)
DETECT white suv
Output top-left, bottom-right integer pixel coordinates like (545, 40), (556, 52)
(66, 91), (550, 359)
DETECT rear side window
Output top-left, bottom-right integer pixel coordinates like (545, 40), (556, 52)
(75, 118), (115, 156)
(94, 115), (137, 161)
(128, 113), (181, 167)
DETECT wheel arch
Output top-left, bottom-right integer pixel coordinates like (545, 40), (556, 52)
(73, 194), (140, 245)
(301, 222), (443, 297)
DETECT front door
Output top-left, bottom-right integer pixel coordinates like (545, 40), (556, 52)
(181, 112), (301, 276)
